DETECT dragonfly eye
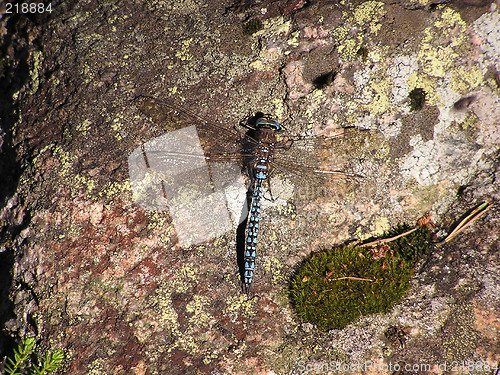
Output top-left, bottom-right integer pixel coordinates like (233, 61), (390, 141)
(256, 116), (281, 131)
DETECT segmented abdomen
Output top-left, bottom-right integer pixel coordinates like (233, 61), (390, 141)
(242, 167), (266, 294)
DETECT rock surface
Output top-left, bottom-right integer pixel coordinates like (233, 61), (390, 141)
(1, 0), (499, 374)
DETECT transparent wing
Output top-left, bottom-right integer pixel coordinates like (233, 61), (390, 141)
(132, 97), (254, 194)
(271, 127), (381, 201)
(134, 96), (255, 163)
(130, 100), (251, 246)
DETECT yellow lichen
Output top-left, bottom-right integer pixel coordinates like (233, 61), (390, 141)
(417, 7), (467, 78)
(111, 118), (123, 141)
(264, 257), (286, 287)
(185, 295), (213, 326)
(76, 119), (92, 134)
(98, 181), (130, 202)
(249, 60), (267, 71)
(450, 65), (483, 93)
(272, 97), (286, 120)
(272, 18), (291, 35)
(175, 38), (194, 61)
(287, 30), (300, 48)
(459, 111), (479, 131)
(334, 2), (387, 61)
(368, 50), (382, 63)
(276, 202), (296, 219)
(371, 216), (390, 236)
(28, 50), (43, 95)
(303, 90), (327, 123)
(367, 80), (391, 116)
(337, 38), (361, 62)
(173, 264), (199, 293)
(224, 294), (257, 316)
(353, 1), (386, 34)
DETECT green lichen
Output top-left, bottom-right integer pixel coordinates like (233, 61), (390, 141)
(410, 181), (445, 214)
(290, 225), (433, 330)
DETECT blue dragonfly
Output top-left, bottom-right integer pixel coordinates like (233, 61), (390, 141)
(130, 96), (371, 293)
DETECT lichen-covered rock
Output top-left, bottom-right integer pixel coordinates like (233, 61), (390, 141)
(2, 0), (499, 374)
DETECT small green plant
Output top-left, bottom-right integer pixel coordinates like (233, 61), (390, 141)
(290, 225), (433, 330)
(5, 336), (63, 375)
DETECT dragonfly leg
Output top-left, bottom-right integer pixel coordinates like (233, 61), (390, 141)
(262, 173), (277, 202)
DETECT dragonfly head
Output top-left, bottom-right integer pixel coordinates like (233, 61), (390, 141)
(255, 115), (281, 131)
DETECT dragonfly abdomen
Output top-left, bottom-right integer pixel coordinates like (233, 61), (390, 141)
(242, 163), (268, 294)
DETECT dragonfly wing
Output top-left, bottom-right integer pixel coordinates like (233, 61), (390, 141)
(128, 124), (249, 247)
(271, 127), (382, 201)
(134, 96), (253, 159)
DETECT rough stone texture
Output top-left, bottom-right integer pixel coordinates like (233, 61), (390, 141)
(1, 0), (499, 374)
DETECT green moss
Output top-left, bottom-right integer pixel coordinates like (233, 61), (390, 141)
(408, 87), (426, 111)
(384, 224), (433, 263)
(242, 19), (263, 35)
(289, 225), (433, 330)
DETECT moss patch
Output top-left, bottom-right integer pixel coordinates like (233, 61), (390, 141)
(290, 225), (433, 330)
(408, 87), (427, 111)
(242, 19), (263, 35)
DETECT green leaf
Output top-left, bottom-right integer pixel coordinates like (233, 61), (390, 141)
(29, 348), (64, 375)
(5, 336), (36, 375)
(5, 336), (63, 375)
(7, 357), (17, 367)
(30, 363), (41, 375)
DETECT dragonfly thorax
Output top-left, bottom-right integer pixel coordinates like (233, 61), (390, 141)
(255, 115), (281, 131)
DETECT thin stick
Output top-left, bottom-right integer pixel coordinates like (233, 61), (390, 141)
(437, 202), (491, 245)
(361, 227), (418, 248)
(327, 276), (374, 282)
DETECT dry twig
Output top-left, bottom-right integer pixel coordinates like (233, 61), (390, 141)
(437, 202), (491, 245)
